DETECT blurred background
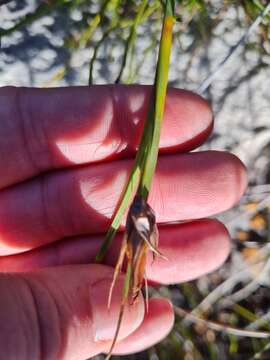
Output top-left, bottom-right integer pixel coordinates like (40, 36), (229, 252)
(1, 1), (270, 359)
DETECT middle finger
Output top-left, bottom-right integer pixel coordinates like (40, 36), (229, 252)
(0, 151), (246, 256)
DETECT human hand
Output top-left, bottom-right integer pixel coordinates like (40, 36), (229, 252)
(0, 85), (247, 359)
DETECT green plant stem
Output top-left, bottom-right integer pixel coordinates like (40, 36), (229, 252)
(95, 112), (152, 261)
(88, 27), (114, 85)
(88, 0), (121, 85)
(95, 0), (175, 262)
(138, 0), (175, 199)
(115, 0), (148, 83)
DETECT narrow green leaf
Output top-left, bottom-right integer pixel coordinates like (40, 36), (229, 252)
(115, 0), (148, 83)
(96, 0), (175, 261)
(138, 0), (175, 199)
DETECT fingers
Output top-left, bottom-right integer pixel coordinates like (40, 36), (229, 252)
(147, 220), (230, 283)
(0, 86), (212, 188)
(0, 220), (231, 284)
(112, 298), (174, 355)
(0, 265), (145, 360)
(0, 151), (246, 256)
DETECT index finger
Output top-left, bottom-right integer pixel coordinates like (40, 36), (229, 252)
(0, 85), (212, 189)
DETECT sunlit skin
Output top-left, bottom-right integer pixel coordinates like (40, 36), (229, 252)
(0, 85), (247, 359)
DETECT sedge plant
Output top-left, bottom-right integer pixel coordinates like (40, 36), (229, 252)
(94, 1), (176, 358)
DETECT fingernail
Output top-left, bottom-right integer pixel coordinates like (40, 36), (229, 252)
(89, 277), (144, 342)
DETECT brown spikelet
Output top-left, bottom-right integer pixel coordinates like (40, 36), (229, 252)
(105, 196), (164, 359)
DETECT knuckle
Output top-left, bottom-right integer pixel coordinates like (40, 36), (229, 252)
(20, 276), (63, 359)
(0, 274), (63, 359)
(39, 174), (66, 240)
(15, 88), (51, 172)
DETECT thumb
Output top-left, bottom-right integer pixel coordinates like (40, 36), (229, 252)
(0, 264), (144, 360)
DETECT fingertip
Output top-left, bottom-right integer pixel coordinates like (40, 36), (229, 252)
(207, 151), (248, 210)
(89, 276), (145, 343)
(112, 298), (174, 355)
(150, 150), (247, 222)
(226, 152), (248, 202)
(147, 220), (231, 284)
(161, 88), (214, 151)
(169, 88), (213, 124)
